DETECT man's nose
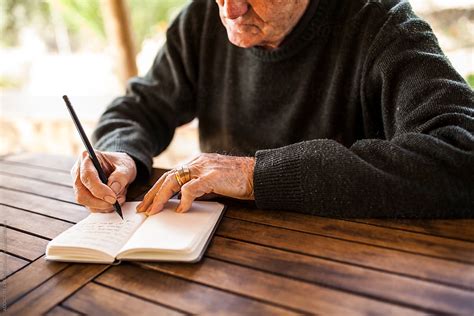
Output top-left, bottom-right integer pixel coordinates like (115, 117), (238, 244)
(223, 0), (249, 19)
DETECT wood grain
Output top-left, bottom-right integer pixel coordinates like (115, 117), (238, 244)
(5, 263), (109, 316)
(1, 205), (73, 240)
(1, 228), (48, 261)
(0, 188), (88, 223)
(0, 252), (28, 280)
(217, 217), (474, 290)
(2, 153), (76, 172)
(1, 154), (473, 315)
(0, 161), (72, 187)
(63, 282), (183, 316)
(96, 263), (298, 315)
(46, 306), (82, 316)
(0, 163), (152, 205)
(139, 259), (423, 315)
(0, 173), (76, 204)
(226, 208), (474, 263)
(354, 218), (474, 242)
(207, 236), (474, 314)
(4, 256), (68, 307)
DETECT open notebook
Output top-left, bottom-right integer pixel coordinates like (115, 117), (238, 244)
(45, 200), (225, 264)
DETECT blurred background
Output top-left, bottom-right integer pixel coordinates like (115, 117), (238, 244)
(1, 0), (473, 168)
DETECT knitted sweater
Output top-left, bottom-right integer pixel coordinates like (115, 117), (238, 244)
(93, 0), (474, 218)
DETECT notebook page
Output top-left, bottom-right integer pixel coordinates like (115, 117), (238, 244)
(118, 199), (223, 254)
(47, 202), (146, 257)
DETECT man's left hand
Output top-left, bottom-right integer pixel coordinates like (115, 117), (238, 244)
(136, 153), (255, 215)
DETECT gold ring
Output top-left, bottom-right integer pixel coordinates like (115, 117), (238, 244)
(175, 165), (191, 187)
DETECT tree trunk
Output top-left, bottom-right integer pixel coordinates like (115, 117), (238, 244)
(101, 0), (138, 87)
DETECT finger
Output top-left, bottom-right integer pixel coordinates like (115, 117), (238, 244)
(80, 155), (117, 204)
(89, 194), (127, 213)
(137, 170), (173, 212)
(115, 195), (127, 206)
(71, 159), (82, 196)
(74, 176), (117, 210)
(88, 206), (114, 213)
(70, 159), (80, 185)
(107, 164), (132, 196)
(137, 171), (171, 212)
(146, 173), (181, 215)
(177, 178), (211, 213)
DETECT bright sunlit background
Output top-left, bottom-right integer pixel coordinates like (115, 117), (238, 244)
(1, 0), (473, 168)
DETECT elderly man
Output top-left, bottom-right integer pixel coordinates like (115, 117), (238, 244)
(72, 0), (473, 218)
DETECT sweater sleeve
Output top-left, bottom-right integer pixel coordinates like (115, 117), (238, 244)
(92, 2), (202, 181)
(253, 3), (474, 218)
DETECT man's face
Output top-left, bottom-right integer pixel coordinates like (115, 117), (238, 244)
(216, 0), (309, 49)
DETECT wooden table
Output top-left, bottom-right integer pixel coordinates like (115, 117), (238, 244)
(1, 153), (473, 315)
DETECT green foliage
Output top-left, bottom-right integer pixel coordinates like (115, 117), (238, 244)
(0, 76), (21, 89)
(129, 0), (188, 46)
(467, 74), (474, 89)
(0, 0), (51, 47)
(0, 0), (188, 50)
(56, 0), (106, 39)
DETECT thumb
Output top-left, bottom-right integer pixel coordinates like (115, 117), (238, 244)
(107, 166), (133, 195)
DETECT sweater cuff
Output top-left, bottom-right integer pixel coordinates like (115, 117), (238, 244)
(254, 143), (306, 210)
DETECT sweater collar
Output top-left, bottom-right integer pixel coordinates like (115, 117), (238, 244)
(249, 0), (328, 62)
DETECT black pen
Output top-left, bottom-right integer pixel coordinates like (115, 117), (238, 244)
(63, 95), (123, 219)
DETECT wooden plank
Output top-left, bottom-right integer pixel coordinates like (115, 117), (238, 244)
(1, 205), (73, 240)
(0, 164), (149, 205)
(96, 263), (299, 315)
(138, 259), (423, 315)
(0, 154), (161, 202)
(46, 306), (82, 316)
(3, 153), (75, 172)
(354, 218), (474, 242)
(0, 173), (76, 204)
(217, 217), (474, 290)
(0, 188), (88, 223)
(0, 252), (28, 279)
(0, 161), (73, 187)
(226, 208), (474, 263)
(5, 263), (108, 316)
(207, 236), (474, 314)
(4, 256), (69, 307)
(0, 154), (163, 199)
(1, 228), (48, 261)
(63, 282), (183, 316)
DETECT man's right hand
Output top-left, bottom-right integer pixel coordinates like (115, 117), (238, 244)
(71, 151), (137, 213)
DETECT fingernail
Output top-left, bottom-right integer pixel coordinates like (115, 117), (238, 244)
(110, 182), (121, 194)
(136, 202), (143, 211)
(104, 196), (116, 204)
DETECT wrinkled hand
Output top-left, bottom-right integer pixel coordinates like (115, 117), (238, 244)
(137, 153), (255, 215)
(71, 151), (137, 212)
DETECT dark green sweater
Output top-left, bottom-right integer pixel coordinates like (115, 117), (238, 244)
(93, 0), (474, 218)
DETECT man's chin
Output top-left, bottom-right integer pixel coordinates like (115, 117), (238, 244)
(226, 33), (260, 48)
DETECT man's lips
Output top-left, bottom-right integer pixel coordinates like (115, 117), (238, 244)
(226, 19), (258, 32)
